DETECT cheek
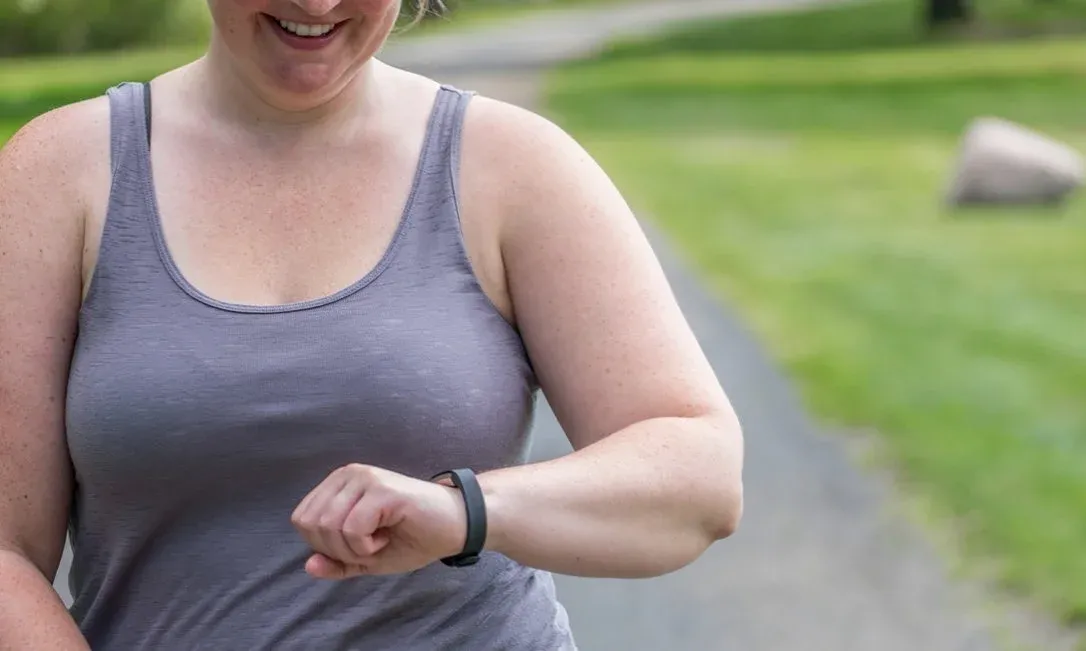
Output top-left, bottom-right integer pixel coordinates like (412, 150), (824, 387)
(357, 0), (401, 20)
(358, 0), (399, 10)
(208, 0), (266, 19)
(207, 0), (260, 36)
(234, 0), (272, 10)
(351, 0), (401, 48)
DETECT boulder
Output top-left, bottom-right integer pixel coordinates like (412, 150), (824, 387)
(946, 117), (1084, 207)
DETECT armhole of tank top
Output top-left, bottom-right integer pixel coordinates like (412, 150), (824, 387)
(444, 89), (521, 333)
(85, 83), (141, 313)
(143, 82), (152, 146)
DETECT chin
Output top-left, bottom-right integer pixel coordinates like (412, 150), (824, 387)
(249, 24), (384, 109)
(274, 65), (349, 100)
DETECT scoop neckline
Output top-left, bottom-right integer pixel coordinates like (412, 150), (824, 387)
(136, 84), (447, 315)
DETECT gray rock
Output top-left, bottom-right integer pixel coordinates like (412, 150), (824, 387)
(946, 117), (1084, 207)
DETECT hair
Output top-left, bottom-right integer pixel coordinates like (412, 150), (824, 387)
(403, 0), (437, 28)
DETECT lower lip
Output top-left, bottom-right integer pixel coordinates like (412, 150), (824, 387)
(264, 15), (344, 51)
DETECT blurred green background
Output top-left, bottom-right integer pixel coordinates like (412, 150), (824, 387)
(2, 0), (1084, 643)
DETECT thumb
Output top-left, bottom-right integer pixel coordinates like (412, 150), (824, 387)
(305, 553), (365, 580)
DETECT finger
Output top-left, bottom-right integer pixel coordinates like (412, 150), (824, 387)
(315, 481), (369, 563)
(292, 468), (350, 528)
(305, 553), (367, 580)
(342, 492), (391, 558)
(293, 475), (353, 559)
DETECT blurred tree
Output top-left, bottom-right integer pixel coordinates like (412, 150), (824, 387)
(2, 0), (184, 56)
(926, 0), (973, 27)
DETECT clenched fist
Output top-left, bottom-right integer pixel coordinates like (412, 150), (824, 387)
(291, 464), (470, 579)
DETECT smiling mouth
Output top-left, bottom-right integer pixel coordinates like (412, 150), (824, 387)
(263, 13), (348, 39)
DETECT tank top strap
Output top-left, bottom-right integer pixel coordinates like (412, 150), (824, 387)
(417, 83), (474, 175)
(392, 84), (478, 272)
(106, 81), (150, 177)
(84, 82), (165, 308)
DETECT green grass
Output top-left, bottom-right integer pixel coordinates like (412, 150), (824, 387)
(547, 0), (1086, 636)
(0, 45), (203, 138)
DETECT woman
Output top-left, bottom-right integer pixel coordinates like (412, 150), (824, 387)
(0, 0), (744, 648)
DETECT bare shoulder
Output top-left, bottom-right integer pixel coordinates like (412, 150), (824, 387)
(461, 94), (730, 448)
(459, 94), (618, 221)
(460, 92), (649, 289)
(1, 95), (110, 221)
(454, 92), (628, 326)
(2, 95), (110, 168)
(446, 92), (589, 325)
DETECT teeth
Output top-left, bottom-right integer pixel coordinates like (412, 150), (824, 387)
(278, 20), (335, 37)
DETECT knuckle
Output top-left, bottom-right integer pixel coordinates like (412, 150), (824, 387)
(346, 463), (375, 481)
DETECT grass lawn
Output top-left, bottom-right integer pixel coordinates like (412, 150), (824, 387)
(0, 45), (203, 143)
(546, 0), (1086, 636)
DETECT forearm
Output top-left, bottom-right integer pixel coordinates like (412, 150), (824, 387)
(0, 549), (89, 651)
(479, 414), (743, 579)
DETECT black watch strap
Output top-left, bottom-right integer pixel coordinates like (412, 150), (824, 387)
(430, 468), (487, 567)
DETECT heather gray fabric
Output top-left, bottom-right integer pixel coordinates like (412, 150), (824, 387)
(64, 81), (576, 650)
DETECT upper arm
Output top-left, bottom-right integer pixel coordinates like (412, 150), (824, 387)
(462, 98), (737, 449)
(0, 101), (103, 576)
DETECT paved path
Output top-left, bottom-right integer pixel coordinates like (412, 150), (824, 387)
(51, 2), (1062, 648)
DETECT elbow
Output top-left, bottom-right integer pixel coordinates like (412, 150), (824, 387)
(662, 481), (743, 577)
(708, 479), (744, 541)
(701, 410), (745, 542)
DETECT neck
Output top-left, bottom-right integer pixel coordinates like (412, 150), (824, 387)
(190, 37), (382, 136)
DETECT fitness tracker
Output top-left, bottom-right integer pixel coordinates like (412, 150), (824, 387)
(430, 468), (488, 568)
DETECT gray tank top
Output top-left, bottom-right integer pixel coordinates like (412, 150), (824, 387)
(64, 81), (576, 650)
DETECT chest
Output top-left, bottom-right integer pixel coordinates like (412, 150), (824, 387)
(149, 133), (420, 307)
(65, 287), (537, 505)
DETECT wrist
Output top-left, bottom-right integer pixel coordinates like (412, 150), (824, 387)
(430, 468), (488, 567)
(435, 483), (469, 560)
(477, 471), (510, 556)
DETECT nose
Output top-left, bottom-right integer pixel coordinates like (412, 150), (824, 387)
(289, 0), (343, 16)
